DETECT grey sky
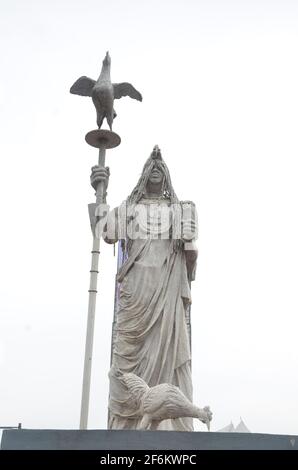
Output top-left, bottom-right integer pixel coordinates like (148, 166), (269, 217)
(0, 0), (298, 435)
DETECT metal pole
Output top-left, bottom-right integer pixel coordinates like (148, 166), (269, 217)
(80, 144), (106, 430)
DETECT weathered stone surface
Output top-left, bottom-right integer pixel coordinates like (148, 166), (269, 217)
(101, 147), (205, 431)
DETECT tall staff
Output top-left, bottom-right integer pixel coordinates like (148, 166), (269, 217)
(80, 131), (120, 430)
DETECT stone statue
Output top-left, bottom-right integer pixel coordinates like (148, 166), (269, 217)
(91, 146), (212, 431)
(70, 51), (142, 130)
(120, 373), (212, 431)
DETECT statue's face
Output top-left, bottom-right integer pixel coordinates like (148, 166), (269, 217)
(148, 165), (163, 185)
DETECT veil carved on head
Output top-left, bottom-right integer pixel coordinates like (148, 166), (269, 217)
(127, 146), (179, 204)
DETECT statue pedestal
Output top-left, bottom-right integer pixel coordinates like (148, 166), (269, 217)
(1, 429), (297, 450)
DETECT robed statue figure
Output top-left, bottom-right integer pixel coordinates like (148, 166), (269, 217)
(90, 146), (206, 432)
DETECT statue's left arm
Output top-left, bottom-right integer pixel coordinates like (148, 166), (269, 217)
(181, 201), (198, 281)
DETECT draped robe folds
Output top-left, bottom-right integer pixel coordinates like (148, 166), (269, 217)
(107, 199), (196, 431)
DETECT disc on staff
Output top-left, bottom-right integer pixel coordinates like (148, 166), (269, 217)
(85, 129), (121, 149)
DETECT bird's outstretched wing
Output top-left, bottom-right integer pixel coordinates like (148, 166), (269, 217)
(70, 76), (96, 96)
(113, 83), (142, 101)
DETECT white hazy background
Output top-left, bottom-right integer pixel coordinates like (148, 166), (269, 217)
(0, 0), (298, 435)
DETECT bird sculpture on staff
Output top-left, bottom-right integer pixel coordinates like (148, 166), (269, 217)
(70, 51), (142, 130)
